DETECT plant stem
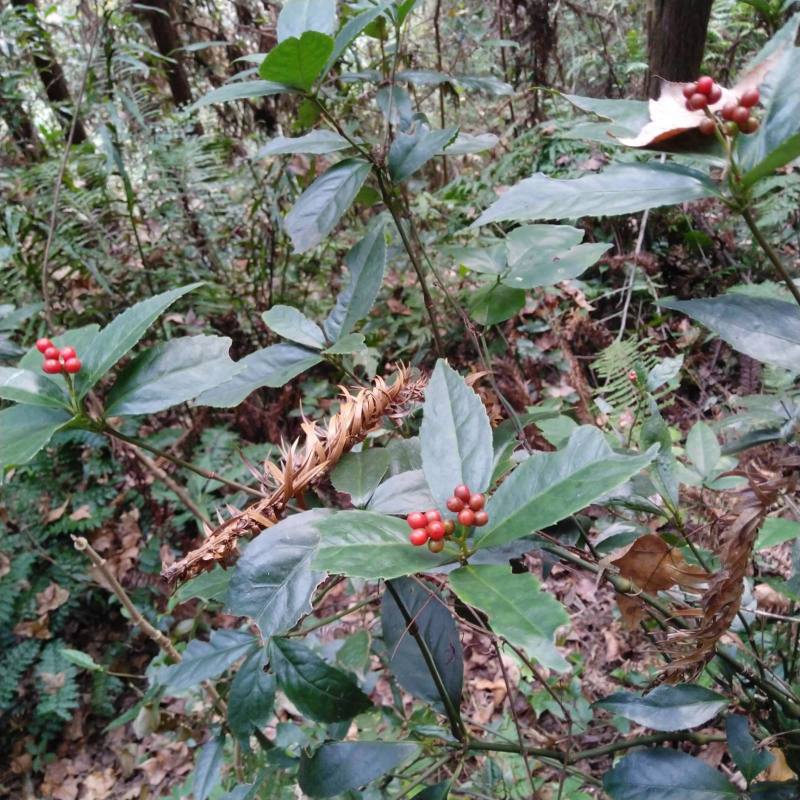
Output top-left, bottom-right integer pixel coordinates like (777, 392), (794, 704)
(291, 593), (379, 636)
(741, 206), (800, 307)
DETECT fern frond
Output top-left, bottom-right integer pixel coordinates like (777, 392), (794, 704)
(592, 337), (659, 410)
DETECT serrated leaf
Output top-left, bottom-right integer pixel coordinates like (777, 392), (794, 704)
(194, 734), (225, 800)
(367, 470), (436, 515)
(277, 0), (337, 42)
(388, 124), (458, 182)
(259, 31), (334, 91)
(596, 684), (727, 731)
(168, 567), (231, 611)
(475, 427), (657, 549)
(0, 404), (72, 468)
(449, 564), (569, 671)
(269, 636), (372, 723)
(298, 742), (419, 798)
(0, 367), (69, 409)
(726, 715), (774, 783)
(420, 360), (493, 509)
(227, 649), (276, 740)
(261, 305), (326, 349)
(330, 449), (391, 507)
(227, 510), (326, 638)
(285, 159), (372, 253)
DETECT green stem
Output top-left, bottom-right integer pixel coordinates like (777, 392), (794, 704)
(291, 594), (379, 636)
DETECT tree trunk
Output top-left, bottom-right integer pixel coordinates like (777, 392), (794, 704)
(0, 94), (44, 158)
(137, 0), (193, 107)
(10, 0), (88, 143)
(647, 0), (714, 98)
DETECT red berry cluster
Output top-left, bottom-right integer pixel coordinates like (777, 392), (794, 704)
(718, 89), (760, 135)
(682, 75), (722, 110)
(446, 484), (488, 527)
(683, 76), (760, 138)
(406, 509), (455, 552)
(36, 337), (82, 375)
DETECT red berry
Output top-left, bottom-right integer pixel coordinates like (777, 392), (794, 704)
(696, 76), (714, 95)
(427, 521), (446, 541)
(698, 118), (717, 136)
(409, 529), (428, 546)
(425, 509), (441, 523)
(43, 345), (59, 359)
(688, 93), (708, 110)
(443, 520), (455, 536)
(707, 85), (722, 104)
(458, 508), (476, 526)
(60, 346), (77, 360)
(682, 82), (698, 99)
(36, 337), (52, 353)
(454, 484), (471, 502)
(721, 102), (738, 121)
(740, 88), (760, 108)
(446, 497), (464, 513)
(42, 359), (61, 374)
(428, 539), (445, 553)
(64, 358), (81, 374)
(732, 106), (750, 125)
(741, 116), (759, 134)
(468, 493), (485, 511)
(628, 370), (638, 382)
(474, 510), (489, 527)
(407, 512), (427, 529)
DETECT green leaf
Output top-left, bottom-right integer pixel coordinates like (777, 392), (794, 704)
(420, 360), (493, 509)
(312, 511), (454, 578)
(261, 305), (326, 349)
(367, 469), (436, 515)
(603, 749), (738, 800)
(258, 130), (352, 156)
(277, 0), (337, 42)
(563, 93), (651, 135)
(596, 685), (727, 731)
(468, 283), (525, 324)
(160, 630), (257, 692)
(268, 636), (372, 723)
(76, 283), (202, 399)
(685, 422), (721, 479)
(449, 565), (569, 672)
(195, 343), (323, 407)
(60, 648), (102, 672)
(503, 242), (612, 288)
(190, 80), (292, 111)
(756, 517), (800, 550)
(259, 31), (334, 91)
(168, 566), (231, 611)
(227, 649), (276, 740)
(227, 511), (326, 638)
(382, 577), (463, 710)
(324, 1), (394, 73)
(0, 367), (69, 409)
(447, 243), (507, 275)
(0, 404), (72, 468)
(454, 74), (513, 95)
(726, 715), (774, 784)
(444, 132), (499, 155)
(472, 163), (718, 227)
(661, 295), (800, 371)
(323, 333), (366, 354)
(476, 427), (657, 549)
(415, 781), (452, 800)
(331, 448), (391, 507)
(505, 223), (584, 263)
(18, 325), (100, 381)
(105, 335), (241, 416)
(298, 742), (419, 798)
(194, 733), (225, 800)
(336, 630), (371, 675)
(285, 158), (372, 253)
(388, 124), (458, 182)
(323, 222), (387, 341)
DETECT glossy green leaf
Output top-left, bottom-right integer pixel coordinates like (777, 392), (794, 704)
(415, 781), (451, 799)
(472, 163), (718, 227)
(468, 283), (525, 324)
(563, 93), (651, 135)
(661, 295), (800, 371)
(195, 343), (323, 407)
(285, 158), (372, 253)
(331, 448), (391, 507)
(388, 124), (458, 182)
(105, 335), (241, 416)
(382, 577), (463, 710)
(160, 630), (257, 692)
(227, 510), (327, 638)
(168, 566), (231, 611)
(367, 469), (436, 515)
(376, 84), (414, 128)
(324, 1), (394, 73)
(190, 80), (292, 110)
(420, 360), (493, 508)
(261, 305), (326, 349)
(259, 31), (334, 91)
(0, 367), (69, 409)
(603, 749), (737, 800)
(227, 649), (276, 740)
(0, 404), (72, 468)
(448, 243), (507, 275)
(269, 636), (372, 723)
(258, 130), (351, 157)
(685, 421), (721, 478)
(277, 0), (337, 42)
(756, 517), (800, 550)
(476, 427), (657, 549)
(726, 715), (774, 783)
(444, 132), (499, 155)
(454, 74), (513, 95)
(76, 283), (202, 399)
(504, 242), (611, 288)
(313, 511), (454, 578)
(323, 333), (366, 354)
(449, 564), (568, 671)
(505, 223), (585, 263)
(60, 648), (102, 672)
(323, 222), (386, 341)
(194, 734), (225, 800)
(596, 685), (727, 731)
(298, 741), (419, 798)
(336, 630), (371, 675)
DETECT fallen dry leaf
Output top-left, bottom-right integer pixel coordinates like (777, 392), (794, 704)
(14, 615), (52, 639)
(46, 498), (70, 523)
(69, 505), (92, 522)
(37, 583), (70, 614)
(0, 551), (9, 578)
(763, 747), (798, 782)
(39, 671), (67, 694)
